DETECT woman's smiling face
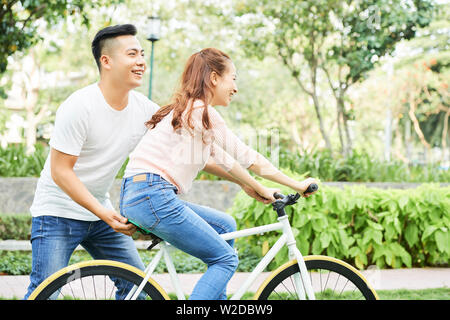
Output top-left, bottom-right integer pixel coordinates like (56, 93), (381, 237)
(210, 60), (238, 107)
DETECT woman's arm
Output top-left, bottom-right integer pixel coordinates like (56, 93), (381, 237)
(248, 154), (318, 196)
(226, 160), (279, 202)
(207, 106), (317, 197)
(203, 159), (271, 203)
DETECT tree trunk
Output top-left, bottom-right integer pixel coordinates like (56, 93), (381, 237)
(408, 98), (431, 150)
(336, 106), (345, 154)
(311, 93), (333, 151)
(22, 50), (44, 155)
(338, 96), (353, 157)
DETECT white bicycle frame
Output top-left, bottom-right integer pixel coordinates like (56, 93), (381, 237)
(125, 214), (316, 300)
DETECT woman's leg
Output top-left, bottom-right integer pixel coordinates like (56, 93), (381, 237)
(181, 200), (237, 299)
(120, 174), (238, 300)
(181, 200), (237, 247)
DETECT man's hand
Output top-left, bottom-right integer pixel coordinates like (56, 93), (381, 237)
(241, 184), (271, 204)
(101, 209), (136, 236)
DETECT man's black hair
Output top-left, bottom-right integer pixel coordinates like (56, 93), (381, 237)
(91, 24), (137, 71)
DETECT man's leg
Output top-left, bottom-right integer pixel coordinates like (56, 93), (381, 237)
(80, 220), (145, 299)
(24, 216), (85, 299)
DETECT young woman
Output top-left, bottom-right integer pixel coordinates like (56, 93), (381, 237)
(120, 48), (318, 300)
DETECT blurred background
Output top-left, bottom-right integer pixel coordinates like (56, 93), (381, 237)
(0, 0), (448, 182)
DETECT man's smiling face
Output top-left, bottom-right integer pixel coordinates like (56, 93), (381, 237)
(100, 35), (146, 90)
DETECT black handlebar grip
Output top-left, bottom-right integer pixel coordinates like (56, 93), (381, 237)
(304, 183), (318, 194)
(273, 192), (285, 199)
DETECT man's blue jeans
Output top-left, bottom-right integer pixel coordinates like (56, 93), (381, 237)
(24, 215), (145, 299)
(120, 173), (238, 300)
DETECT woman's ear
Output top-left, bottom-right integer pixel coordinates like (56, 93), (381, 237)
(210, 71), (218, 86)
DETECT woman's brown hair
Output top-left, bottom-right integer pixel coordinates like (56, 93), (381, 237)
(145, 48), (231, 132)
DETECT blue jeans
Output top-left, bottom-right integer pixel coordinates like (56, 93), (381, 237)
(24, 215), (145, 299)
(120, 173), (238, 300)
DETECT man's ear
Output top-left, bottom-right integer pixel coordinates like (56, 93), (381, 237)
(100, 54), (112, 71)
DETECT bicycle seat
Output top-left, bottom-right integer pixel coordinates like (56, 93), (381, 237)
(127, 219), (162, 250)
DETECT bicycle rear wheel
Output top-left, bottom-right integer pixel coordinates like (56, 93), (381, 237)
(28, 260), (169, 300)
(256, 255), (379, 300)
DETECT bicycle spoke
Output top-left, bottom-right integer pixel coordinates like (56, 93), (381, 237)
(81, 277), (87, 300)
(333, 274), (341, 293)
(339, 278), (350, 296)
(108, 278), (116, 300)
(288, 276), (300, 300)
(324, 270), (331, 291)
(68, 281), (76, 299)
(92, 276), (97, 300)
(272, 288), (284, 300)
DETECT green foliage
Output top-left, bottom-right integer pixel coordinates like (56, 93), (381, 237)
(229, 174), (450, 270)
(233, 0), (436, 153)
(0, 251), (32, 275)
(0, 244), (262, 275)
(1, 144), (447, 183)
(236, 0), (434, 85)
(0, 0), (123, 74)
(278, 149), (450, 182)
(0, 214), (31, 240)
(0, 144), (47, 177)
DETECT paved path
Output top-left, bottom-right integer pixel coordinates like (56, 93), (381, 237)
(1, 268), (449, 299)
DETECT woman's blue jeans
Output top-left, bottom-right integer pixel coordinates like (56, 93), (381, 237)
(120, 173), (238, 300)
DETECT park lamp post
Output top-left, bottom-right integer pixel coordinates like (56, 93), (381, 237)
(146, 16), (161, 100)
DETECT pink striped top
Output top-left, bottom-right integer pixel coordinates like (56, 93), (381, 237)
(124, 100), (259, 194)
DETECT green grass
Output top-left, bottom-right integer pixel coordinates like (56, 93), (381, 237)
(234, 288), (449, 300)
(3, 288), (446, 300)
(376, 287), (450, 300)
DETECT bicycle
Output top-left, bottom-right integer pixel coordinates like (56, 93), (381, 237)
(28, 184), (379, 300)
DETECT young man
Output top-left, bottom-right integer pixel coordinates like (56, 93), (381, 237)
(24, 24), (267, 299)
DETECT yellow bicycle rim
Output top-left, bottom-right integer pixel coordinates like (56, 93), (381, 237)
(253, 255), (380, 300)
(28, 259), (170, 300)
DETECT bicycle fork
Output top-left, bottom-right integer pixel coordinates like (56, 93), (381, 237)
(279, 215), (316, 300)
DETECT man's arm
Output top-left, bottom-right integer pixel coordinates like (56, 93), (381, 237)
(50, 148), (135, 236)
(202, 158), (271, 204)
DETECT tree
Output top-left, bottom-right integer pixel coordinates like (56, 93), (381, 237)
(233, 0), (435, 155)
(0, 0), (122, 74)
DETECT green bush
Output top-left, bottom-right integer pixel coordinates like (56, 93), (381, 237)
(229, 172), (450, 270)
(278, 149), (450, 183)
(1, 144), (449, 183)
(0, 214), (31, 240)
(0, 144), (47, 177)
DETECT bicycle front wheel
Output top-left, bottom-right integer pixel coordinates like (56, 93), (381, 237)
(255, 255), (379, 300)
(28, 260), (169, 300)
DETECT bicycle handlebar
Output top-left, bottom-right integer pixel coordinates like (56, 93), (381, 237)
(273, 183), (319, 200)
(272, 183), (319, 217)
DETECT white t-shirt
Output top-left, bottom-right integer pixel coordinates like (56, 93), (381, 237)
(30, 83), (159, 221)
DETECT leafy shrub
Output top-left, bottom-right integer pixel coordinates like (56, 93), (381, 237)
(0, 144), (47, 177)
(0, 251), (32, 275)
(1, 144), (448, 183)
(278, 149), (450, 183)
(228, 172), (450, 270)
(0, 214), (31, 240)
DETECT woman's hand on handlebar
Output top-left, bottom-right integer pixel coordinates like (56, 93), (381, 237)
(241, 184), (271, 204)
(295, 177), (319, 197)
(256, 186), (281, 203)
